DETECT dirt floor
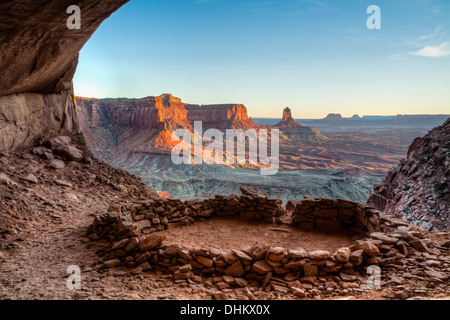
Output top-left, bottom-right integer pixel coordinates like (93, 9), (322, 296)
(160, 217), (354, 253)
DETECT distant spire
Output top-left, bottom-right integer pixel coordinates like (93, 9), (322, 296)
(276, 107), (302, 128)
(282, 107), (292, 122)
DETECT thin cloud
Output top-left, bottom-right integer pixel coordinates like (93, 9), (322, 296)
(389, 53), (408, 61)
(390, 27), (449, 59)
(417, 27), (441, 42)
(411, 42), (450, 58)
(245, 0), (332, 15)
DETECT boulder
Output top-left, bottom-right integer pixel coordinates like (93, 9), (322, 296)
(245, 242), (269, 260)
(288, 248), (309, 259)
(56, 145), (83, 161)
(104, 259), (121, 268)
(139, 234), (165, 252)
(44, 136), (71, 150)
(22, 174), (38, 184)
(0, 173), (17, 187)
(252, 261), (274, 274)
(240, 185), (269, 198)
(225, 261), (245, 277)
(309, 250), (330, 260)
(333, 247), (352, 263)
(360, 241), (380, 257)
(47, 159), (65, 170)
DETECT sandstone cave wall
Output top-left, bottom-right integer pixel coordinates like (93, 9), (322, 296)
(0, 91), (78, 151)
(0, 0), (129, 151)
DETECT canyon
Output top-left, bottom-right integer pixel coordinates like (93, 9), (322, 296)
(76, 94), (428, 204)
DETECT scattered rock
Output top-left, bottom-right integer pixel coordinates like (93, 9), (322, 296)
(291, 287), (306, 298)
(0, 173), (17, 187)
(21, 174), (38, 184)
(47, 159), (65, 170)
(441, 240), (450, 248)
(56, 145), (83, 161)
(64, 193), (78, 201)
(178, 264), (192, 273)
(252, 261), (274, 274)
(31, 146), (51, 156)
(394, 291), (410, 300)
(370, 232), (399, 245)
(333, 247), (351, 263)
(424, 269), (448, 281)
(409, 237), (430, 253)
(303, 264), (319, 276)
(245, 242), (269, 260)
(232, 249), (253, 262)
(225, 261), (245, 277)
(288, 248), (309, 259)
(309, 250), (330, 260)
(139, 235), (165, 252)
(360, 241), (380, 257)
(197, 256), (214, 268)
(104, 259), (121, 268)
(54, 180), (72, 187)
(240, 185), (269, 198)
(44, 136), (71, 150)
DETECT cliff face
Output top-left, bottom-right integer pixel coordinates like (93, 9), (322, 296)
(367, 118), (450, 231)
(78, 94), (190, 131)
(76, 95), (262, 157)
(186, 104), (257, 130)
(0, 92), (77, 151)
(77, 95), (268, 172)
(0, 0), (129, 151)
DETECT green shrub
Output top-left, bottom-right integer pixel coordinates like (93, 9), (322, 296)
(432, 181), (445, 192)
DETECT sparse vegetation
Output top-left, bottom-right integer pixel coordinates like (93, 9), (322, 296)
(432, 181), (445, 192)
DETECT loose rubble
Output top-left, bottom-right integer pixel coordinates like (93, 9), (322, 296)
(368, 118), (450, 231)
(87, 186), (450, 300)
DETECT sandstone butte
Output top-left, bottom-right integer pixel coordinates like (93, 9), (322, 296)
(76, 95), (327, 160)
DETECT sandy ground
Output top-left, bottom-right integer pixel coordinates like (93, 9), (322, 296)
(160, 217), (354, 253)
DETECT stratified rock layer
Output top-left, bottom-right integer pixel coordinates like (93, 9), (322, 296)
(0, 0), (129, 96)
(76, 94), (262, 157)
(0, 0), (129, 151)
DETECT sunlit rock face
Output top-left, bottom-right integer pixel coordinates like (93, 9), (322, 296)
(0, 0), (129, 151)
(76, 94), (261, 158)
(276, 107), (301, 128)
(274, 108), (327, 141)
(185, 104), (258, 131)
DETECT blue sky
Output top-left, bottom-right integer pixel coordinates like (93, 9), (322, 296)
(73, 0), (450, 118)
